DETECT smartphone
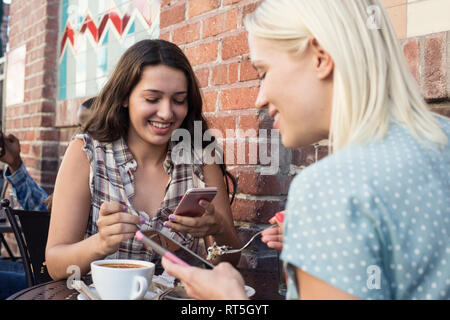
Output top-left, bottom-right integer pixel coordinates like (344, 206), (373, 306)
(173, 187), (218, 217)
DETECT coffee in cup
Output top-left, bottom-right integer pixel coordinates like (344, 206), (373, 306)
(91, 259), (155, 300)
(98, 263), (146, 269)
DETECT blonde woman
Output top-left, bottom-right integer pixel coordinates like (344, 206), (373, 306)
(163, 0), (450, 300)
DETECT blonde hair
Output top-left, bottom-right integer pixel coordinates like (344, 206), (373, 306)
(245, 0), (448, 152)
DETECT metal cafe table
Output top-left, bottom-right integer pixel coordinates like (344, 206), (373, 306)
(7, 268), (285, 300)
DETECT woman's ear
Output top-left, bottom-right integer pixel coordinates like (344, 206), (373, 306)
(310, 38), (334, 80)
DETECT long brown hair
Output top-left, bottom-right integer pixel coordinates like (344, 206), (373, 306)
(82, 40), (236, 202)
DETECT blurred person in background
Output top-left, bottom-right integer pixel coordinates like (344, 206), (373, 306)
(0, 98), (94, 299)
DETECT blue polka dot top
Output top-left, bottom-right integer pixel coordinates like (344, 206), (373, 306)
(281, 117), (450, 300)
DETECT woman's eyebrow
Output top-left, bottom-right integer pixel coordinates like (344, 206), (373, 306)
(143, 89), (187, 95)
(143, 89), (163, 94)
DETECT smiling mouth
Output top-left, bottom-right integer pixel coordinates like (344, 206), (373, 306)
(148, 121), (172, 129)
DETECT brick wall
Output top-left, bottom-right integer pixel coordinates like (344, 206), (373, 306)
(3, 0), (450, 269)
(160, 0), (288, 224)
(1, 3), (10, 56)
(158, 0), (450, 270)
(159, 0), (283, 269)
(5, 0), (60, 194)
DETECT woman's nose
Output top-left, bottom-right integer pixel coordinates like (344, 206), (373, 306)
(157, 99), (175, 120)
(254, 83), (269, 110)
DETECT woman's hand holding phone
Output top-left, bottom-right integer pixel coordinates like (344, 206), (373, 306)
(164, 199), (224, 238)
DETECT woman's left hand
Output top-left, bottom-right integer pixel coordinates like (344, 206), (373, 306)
(164, 200), (223, 238)
(162, 257), (247, 300)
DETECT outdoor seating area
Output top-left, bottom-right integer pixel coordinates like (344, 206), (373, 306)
(0, 0), (449, 306)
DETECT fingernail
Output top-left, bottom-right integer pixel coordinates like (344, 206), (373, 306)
(123, 205), (128, 212)
(275, 211), (285, 223)
(199, 200), (206, 206)
(139, 217), (146, 225)
(163, 222), (170, 228)
(169, 215), (175, 221)
(269, 216), (277, 224)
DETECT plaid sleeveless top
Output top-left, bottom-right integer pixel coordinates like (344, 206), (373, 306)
(76, 134), (206, 266)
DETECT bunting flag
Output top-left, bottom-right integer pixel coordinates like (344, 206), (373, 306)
(60, 0), (160, 56)
(58, 0), (160, 101)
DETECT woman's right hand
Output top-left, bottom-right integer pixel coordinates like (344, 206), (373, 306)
(96, 202), (143, 256)
(261, 211), (284, 251)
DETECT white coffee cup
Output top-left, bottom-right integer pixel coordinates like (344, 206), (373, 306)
(91, 259), (155, 300)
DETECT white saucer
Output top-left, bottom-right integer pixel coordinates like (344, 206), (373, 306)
(245, 285), (255, 298)
(77, 286), (158, 300)
(77, 285), (255, 300)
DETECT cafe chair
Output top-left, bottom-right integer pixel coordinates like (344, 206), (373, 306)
(1, 198), (52, 287)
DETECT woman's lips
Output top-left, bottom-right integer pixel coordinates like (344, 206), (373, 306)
(269, 108), (280, 130)
(272, 113), (280, 130)
(148, 120), (172, 134)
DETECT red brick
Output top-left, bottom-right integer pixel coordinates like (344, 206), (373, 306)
(40, 172), (57, 185)
(205, 115), (236, 136)
(41, 159), (59, 172)
(41, 100), (56, 113)
(211, 64), (228, 85)
(221, 87), (258, 110)
(41, 114), (55, 127)
(45, 1), (59, 16)
(202, 91), (218, 112)
(20, 143), (31, 156)
(423, 33), (447, 101)
(292, 144), (329, 167)
(188, 0), (219, 18)
(32, 144), (42, 157)
(38, 130), (60, 142)
(43, 86), (56, 100)
(239, 113), (273, 135)
(242, 2), (260, 23)
(240, 59), (259, 81)
(159, 30), (171, 42)
(222, 32), (249, 60)
(236, 169), (293, 196)
(42, 144), (59, 158)
(223, 0), (242, 5)
(228, 62), (239, 83)
(231, 198), (285, 223)
(185, 41), (218, 66)
(203, 8), (238, 38)
(24, 130), (36, 142)
(172, 22), (201, 45)
(160, 4), (186, 28)
(195, 67), (210, 88)
(403, 39), (420, 86)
